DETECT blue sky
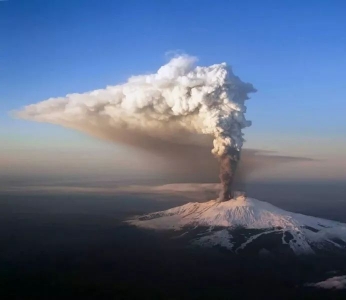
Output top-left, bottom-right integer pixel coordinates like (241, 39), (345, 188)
(1, 0), (346, 182)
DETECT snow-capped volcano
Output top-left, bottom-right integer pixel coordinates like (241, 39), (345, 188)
(128, 194), (346, 255)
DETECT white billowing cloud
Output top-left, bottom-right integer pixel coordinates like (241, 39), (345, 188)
(15, 55), (255, 157)
(306, 276), (346, 290)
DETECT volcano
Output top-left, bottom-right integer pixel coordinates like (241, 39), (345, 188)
(128, 193), (346, 256)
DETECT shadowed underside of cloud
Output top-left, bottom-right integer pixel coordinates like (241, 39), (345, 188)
(133, 135), (315, 184)
(69, 127), (315, 181)
(76, 126), (313, 183)
(306, 276), (346, 290)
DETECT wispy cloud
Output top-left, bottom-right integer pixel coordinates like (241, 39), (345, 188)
(305, 275), (346, 290)
(0, 183), (220, 200)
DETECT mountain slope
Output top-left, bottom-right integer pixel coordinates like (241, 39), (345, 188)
(128, 194), (346, 255)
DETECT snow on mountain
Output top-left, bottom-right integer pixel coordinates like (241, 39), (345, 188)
(128, 194), (346, 255)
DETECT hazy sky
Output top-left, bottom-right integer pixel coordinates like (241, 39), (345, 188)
(1, 0), (345, 184)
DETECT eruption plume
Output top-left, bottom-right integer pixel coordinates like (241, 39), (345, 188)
(15, 55), (256, 200)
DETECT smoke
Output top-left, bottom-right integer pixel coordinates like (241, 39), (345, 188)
(15, 55), (256, 200)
